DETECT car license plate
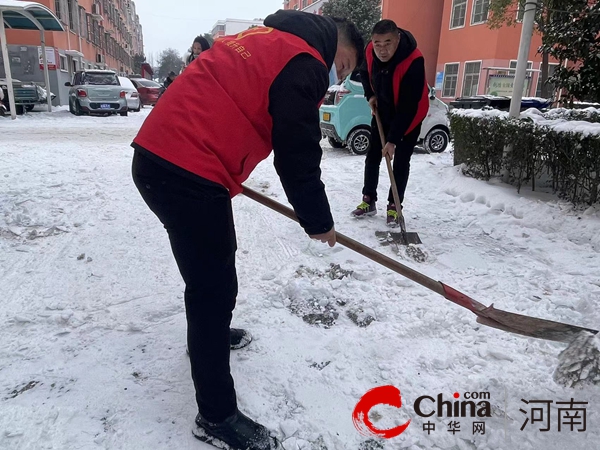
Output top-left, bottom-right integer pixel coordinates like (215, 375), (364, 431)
(100, 104), (111, 109)
(323, 112), (331, 122)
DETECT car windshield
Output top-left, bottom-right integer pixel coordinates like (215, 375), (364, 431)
(118, 77), (135, 89)
(84, 73), (118, 85)
(133, 79), (161, 88)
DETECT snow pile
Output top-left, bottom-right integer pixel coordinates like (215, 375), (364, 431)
(554, 332), (600, 389)
(452, 107), (600, 137)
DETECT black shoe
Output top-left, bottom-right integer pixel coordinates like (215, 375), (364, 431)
(193, 409), (281, 450)
(230, 328), (253, 350)
(186, 328), (253, 356)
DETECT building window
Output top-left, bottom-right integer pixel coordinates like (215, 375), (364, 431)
(536, 63), (559, 98)
(67, 0), (75, 30)
(59, 55), (67, 71)
(442, 63), (460, 98)
(80, 7), (87, 39)
(54, 0), (62, 20)
(471, 0), (490, 25)
(462, 61), (481, 97)
(302, 0), (308, 8)
(509, 60), (533, 73)
(516, 2), (525, 22)
(450, 0), (467, 29)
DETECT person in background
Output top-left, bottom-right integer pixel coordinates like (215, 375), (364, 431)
(163, 71), (177, 89)
(351, 19), (429, 227)
(185, 36), (211, 68)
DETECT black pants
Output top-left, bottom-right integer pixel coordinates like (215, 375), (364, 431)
(362, 117), (421, 204)
(132, 150), (237, 422)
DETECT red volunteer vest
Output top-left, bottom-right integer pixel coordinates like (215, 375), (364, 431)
(133, 28), (327, 197)
(365, 41), (429, 135)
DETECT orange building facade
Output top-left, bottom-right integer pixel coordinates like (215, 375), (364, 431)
(383, 0), (556, 101)
(1, 0), (144, 105)
(284, 0), (555, 101)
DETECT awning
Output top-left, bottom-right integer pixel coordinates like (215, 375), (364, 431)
(0, 1), (64, 119)
(1, 0), (64, 31)
(65, 49), (84, 57)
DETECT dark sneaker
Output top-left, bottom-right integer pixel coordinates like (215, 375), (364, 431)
(186, 328), (253, 356)
(386, 204), (400, 228)
(351, 195), (376, 217)
(193, 409), (282, 450)
(230, 328), (252, 350)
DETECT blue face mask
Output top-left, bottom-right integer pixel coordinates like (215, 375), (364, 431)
(329, 62), (338, 87)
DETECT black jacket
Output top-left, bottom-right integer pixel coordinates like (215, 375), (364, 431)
(134, 11), (337, 236)
(361, 29), (426, 145)
(264, 10), (337, 235)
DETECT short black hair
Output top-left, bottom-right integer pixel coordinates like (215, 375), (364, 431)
(193, 36), (211, 52)
(331, 17), (365, 69)
(372, 19), (399, 36)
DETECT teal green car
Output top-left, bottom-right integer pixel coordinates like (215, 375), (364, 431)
(320, 74), (451, 155)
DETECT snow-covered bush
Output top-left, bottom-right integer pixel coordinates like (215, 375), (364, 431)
(450, 109), (600, 205)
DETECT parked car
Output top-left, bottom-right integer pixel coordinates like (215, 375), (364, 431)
(449, 95), (553, 111)
(66, 70), (128, 116)
(117, 76), (141, 112)
(0, 84), (5, 116)
(129, 77), (162, 106)
(0, 78), (41, 115)
(319, 73), (451, 155)
(34, 85), (56, 108)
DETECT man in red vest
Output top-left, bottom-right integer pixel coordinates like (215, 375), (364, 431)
(131, 10), (363, 450)
(351, 19), (429, 226)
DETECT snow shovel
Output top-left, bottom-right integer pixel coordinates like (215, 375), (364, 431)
(242, 186), (599, 344)
(373, 110), (422, 246)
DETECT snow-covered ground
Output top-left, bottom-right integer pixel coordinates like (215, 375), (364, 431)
(1, 108), (599, 450)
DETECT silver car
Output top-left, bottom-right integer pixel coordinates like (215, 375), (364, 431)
(66, 70), (128, 116)
(117, 76), (141, 112)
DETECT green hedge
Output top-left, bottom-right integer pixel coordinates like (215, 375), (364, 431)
(544, 108), (600, 123)
(451, 111), (600, 205)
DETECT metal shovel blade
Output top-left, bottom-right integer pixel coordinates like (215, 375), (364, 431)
(376, 230), (422, 246)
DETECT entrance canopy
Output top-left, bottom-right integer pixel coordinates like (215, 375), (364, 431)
(0, 0), (64, 119)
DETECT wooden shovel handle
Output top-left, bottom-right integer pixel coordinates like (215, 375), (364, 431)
(241, 186), (482, 310)
(375, 110), (403, 212)
(242, 186), (599, 342)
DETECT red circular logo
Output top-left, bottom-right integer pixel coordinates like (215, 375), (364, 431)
(352, 385), (411, 439)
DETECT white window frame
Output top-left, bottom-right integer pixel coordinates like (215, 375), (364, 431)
(516, 1), (525, 22)
(536, 62), (559, 97)
(461, 60), (482, 97)
(59, 54), (68, 72)
(509, 60), (533, 74)
(471, 0), (490, 26)
(450, 0), (468, 30)
(442, 62), (460, 98)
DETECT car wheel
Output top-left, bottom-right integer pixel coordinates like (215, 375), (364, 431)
(327, 137), (344, 148)
(120, 111), (128, 117)
(73, 100), (83, 116)
(347, 128), (371, 156)
(25, 105), (34, 112)
(69, 99), (75, 115)
(424, 128), (449, 153)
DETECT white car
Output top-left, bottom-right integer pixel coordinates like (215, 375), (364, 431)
(118, 76), (141, 112)
(320, 73), (450, 155)
(0, 84), (5, 115)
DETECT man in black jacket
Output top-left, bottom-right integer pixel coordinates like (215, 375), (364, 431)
(131, 10), (363, 450)
(351, 20), (429, 226)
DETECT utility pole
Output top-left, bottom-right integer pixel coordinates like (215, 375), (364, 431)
(502, 0), (539, 181)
